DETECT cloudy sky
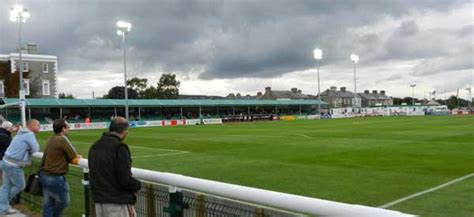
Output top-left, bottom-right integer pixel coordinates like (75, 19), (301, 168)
(1, 0), (472, 99)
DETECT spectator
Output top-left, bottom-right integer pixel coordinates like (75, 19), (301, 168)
(0, 119), (41, 215)
(39, 119), (81, 217)
(85, 117), (91, 125)
(0, 121), (15, 183)
(88, 117), (141, 217)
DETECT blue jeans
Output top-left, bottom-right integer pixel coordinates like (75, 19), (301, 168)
(0, 160), (25, 213)
(39, 173), (70, 217)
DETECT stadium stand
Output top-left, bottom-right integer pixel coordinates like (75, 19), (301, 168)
(0, 98), (325, 123)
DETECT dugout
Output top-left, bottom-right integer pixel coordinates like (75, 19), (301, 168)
(0, 98), (326, 124)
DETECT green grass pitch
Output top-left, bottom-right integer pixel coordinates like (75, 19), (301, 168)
(34, 115), (474, 216)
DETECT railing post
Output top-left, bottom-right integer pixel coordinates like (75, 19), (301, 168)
(82, 167), (91, 217)
(164, 186), (185, 217)
(196, 194), (205, 217)
(255, 207), (264, 217)
(146, 184), (156, 217)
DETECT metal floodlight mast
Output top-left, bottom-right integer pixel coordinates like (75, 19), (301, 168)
(10, 4), (30, 128)
(117, 20), (132, 120)
(410, 84), (416, 106)
(313, 48), (322, 115)
(350, 54), (359, 109)
(467, 87), (472, 108)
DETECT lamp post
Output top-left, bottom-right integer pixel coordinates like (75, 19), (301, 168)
(10, 4), (30, 128)
(467, 87), (472, 109)
(410, 84), (416, 106)
(350, 54), (359, 109)
(116, 21), (131, 120)
(313, 48), (322, 115)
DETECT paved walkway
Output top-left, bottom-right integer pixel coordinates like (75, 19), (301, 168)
(0, 208), (27, 217)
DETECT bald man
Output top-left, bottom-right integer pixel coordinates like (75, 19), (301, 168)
(0, 119), (41, 215)
(89, 117), (141, 217)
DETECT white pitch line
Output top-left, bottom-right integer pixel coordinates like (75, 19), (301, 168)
(379, 172), (474, 209)
(72, 141), (186, 153)
(293, 134), (312, 139)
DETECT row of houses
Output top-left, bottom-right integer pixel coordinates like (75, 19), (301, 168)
(225, 86), (394, 108)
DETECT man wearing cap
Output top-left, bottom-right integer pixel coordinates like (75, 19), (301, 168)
(0, 121), (15, 183)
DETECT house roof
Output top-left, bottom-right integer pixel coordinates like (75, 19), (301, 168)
(426, 100), (441, 106)
(267, 90), (312, 99)
(358, 93), (391, 100)
(319, 89), (359, 98)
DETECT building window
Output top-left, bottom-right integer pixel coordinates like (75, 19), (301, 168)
(22, 62), (29, 72)
(42, 63), (49, 73)
(42, 80), (50, 96)
(24, 79), (30, 95)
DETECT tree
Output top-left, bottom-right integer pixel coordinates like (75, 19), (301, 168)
(156, 73), (180, 99)
(127, 77), (148, 98)
(142, 86), (157, 99)
(446, 95), (469, 109)
(103, 86), (139, 99)
(58, 93), (75, 99)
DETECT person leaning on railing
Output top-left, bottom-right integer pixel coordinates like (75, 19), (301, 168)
(39, 119), (81, 217)
(0, 119), (41, 215)
(88, 117), (141, 217)
(0, 121), (15, 183)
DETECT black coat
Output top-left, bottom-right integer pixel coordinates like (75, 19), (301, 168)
(88, 133), (141, 204)
(0, 128), (12, 160)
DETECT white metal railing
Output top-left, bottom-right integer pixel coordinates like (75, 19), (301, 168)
(32, 152), (416, 217)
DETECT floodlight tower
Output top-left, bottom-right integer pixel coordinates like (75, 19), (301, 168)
(350, 54), (359, 109)
(467, 87), (472, 109)
(410, 84), (416, 106)
(10, 4), (30, 128)
(116, 21), (132, 120)
(313, 48), (323, 115)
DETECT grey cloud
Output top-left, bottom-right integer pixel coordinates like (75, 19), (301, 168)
(414, 56), (473, 76)
(0, 0), (471, 82)
(398, 20), (419, 36)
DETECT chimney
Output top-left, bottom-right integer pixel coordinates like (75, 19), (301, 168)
(291, 88), (298, 93)
(330, 86), (337, 91)
(257, 92), (262, 97)
(265, 87), (271, 94)
(380, 90), (385, 95)
(297, 90), (302, 94)
(27, 43), (37, 54)
(340, 87), (346, 92)
(364, 90), (370, 94)
(372, 90), (378, 94)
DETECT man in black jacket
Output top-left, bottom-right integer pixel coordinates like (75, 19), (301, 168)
(88, 117), (141, 217)
(0, 121), (14, 183)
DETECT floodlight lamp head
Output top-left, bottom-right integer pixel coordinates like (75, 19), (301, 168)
(10, 5), (29, 22)
(313, 48), (322, 60)
(22, 11), (30, 19)
(12, 5), (23, 13)
(350, 54), (359, 63)
(116, 21), (131, 34)
(10, 14), (17, 22)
